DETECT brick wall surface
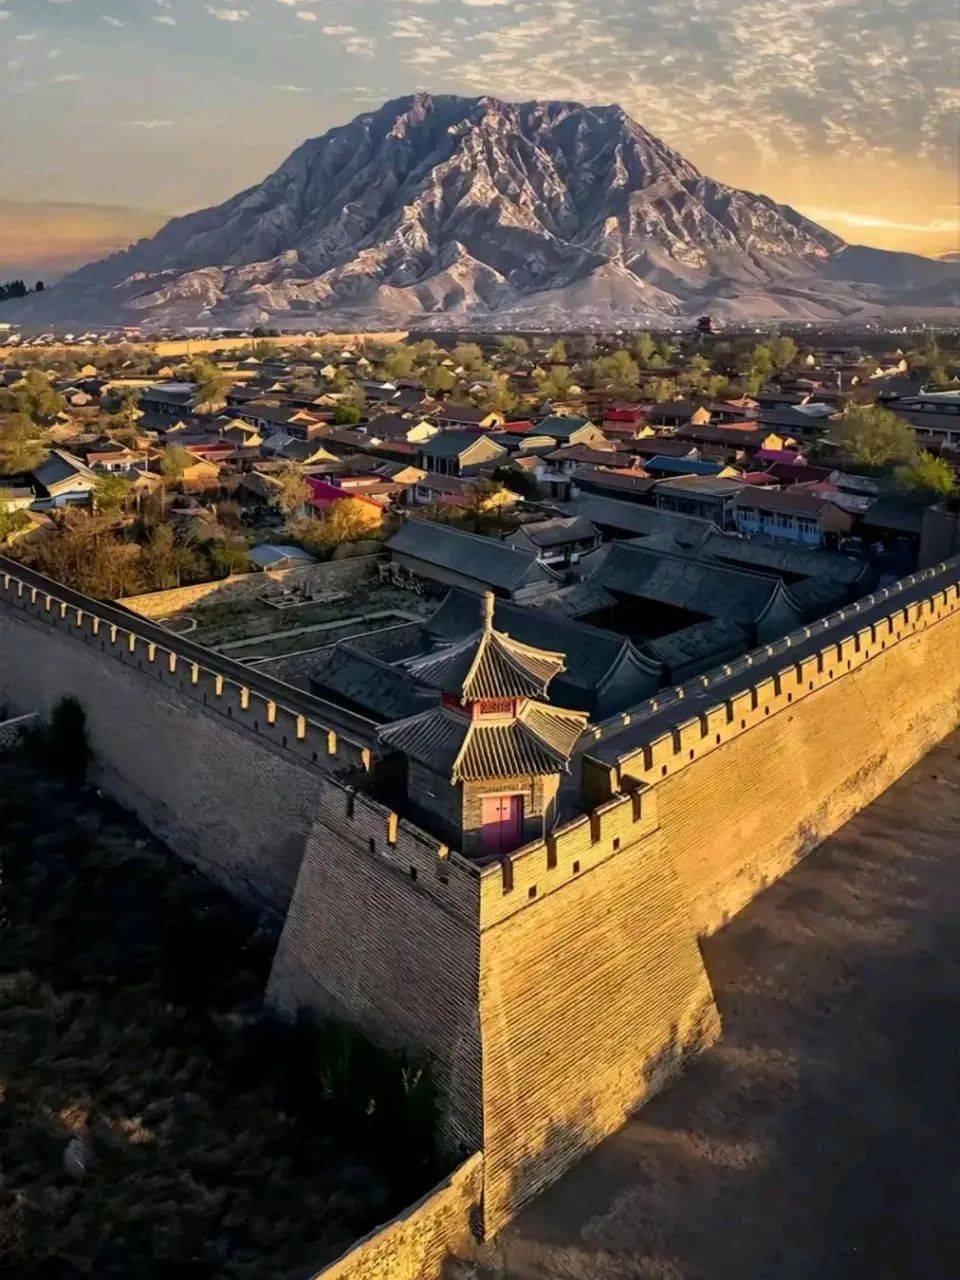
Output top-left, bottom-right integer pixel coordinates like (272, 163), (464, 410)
(477, 811), (720, 1233)
(267, 781), (485, 1155)
(310, 1153), (482, 1280)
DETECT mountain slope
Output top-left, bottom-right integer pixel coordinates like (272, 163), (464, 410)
(10, 94), (959, 328)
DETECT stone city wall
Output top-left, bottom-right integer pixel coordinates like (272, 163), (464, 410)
(0, 558), (373, 914)
(310, 1153), (482, 1280)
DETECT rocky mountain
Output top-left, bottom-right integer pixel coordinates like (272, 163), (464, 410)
(10, 94), (959, 329)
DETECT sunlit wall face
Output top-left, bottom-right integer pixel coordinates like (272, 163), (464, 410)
(1, 0), (956, 278)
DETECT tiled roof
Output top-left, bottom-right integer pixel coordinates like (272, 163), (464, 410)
(387, 520), (558, 593)
(408, 600), (565, 699)
(379, 700), (586, 781)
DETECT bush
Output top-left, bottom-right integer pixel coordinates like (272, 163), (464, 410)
(25, 696), (89, 784)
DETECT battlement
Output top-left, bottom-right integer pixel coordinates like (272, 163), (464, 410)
(583, 556), (960, 794)
(0, 556), (374, 776)
(315, 776), (483, 923)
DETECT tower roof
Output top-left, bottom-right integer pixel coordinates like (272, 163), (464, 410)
(379, 699), (587, 782)
(406, 592), (565, 701)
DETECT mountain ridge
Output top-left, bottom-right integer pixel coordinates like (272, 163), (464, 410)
(8, 93), (958, 329)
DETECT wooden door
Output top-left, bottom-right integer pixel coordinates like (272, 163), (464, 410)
(481, 794), (524, 853)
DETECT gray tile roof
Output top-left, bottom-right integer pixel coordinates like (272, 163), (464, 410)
(407, 619), (565, 700)
(387, 520), (558, 593)
(596, 541), (797, 627)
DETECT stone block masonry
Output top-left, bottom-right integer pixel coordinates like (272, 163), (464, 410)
(5, 550), (960, 1254)
(0, 557), (375, 913)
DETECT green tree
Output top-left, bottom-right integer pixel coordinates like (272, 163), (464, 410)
(187, 359), (227, 408)
(895, 451), (957, 499)
(536, 365), (574, 401)
(161, 445), (194, 483)
(452, 343), (486, 373)
(544, 339), (567, 363)
(834, 404), (918, 469)
(383, 347), (416, 380)
(592, 350), (640, 390)
(0, 370), (66, 423)
(332, 402), (363, 425)
(770, 336), (798, 373)
(250, 339), (279, 361)
(422, 365), (457, 394)
(632, 333), (657, 366)
(93, 472), (133, 514)
(0, 414), (47, 475)
(140, 524), (201, 588)
(497, 336), (529, 359)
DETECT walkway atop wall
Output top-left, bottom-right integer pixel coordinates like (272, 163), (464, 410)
(586, 554), (960, 770)
(0, 555), (378, 748)
(454, 728), (960, 1280)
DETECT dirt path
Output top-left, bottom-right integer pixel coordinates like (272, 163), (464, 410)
(456, 730), (960, 1280)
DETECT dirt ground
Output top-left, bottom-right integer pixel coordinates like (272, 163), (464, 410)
(455, 729), (960, 1280)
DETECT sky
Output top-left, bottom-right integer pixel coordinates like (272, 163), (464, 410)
(1, 0), (957, 278)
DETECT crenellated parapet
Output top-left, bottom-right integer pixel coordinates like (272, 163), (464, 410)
(0, 556), (374, 776)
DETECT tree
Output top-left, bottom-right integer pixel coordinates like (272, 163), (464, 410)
(383, 347), (416, 380)
(35, 280), (45, 293)
(422, 365), (457, 394)
(452, 343), (486, 373)
(93, 473), (133, 514)
(187, 359), (227, 409)
(0, 414), (47, 475)
(497, 336), (529, 360)
(161, 445), (194, 483)
(0, 369), (66, 423)
(544, 339), (567, 363)
(895, 451), (957, 500)
(631, 333), (657, 366)
(592, 350), (640, 390)
(287, 498), (381, 557)
(273, 463), (311, 517)
(476, 374), (518, 416)
(250, 339), (279, 361)
(834, 404), (918, 469)
(332, 402), (363, 425)
(0, 506), (32, 545)
(536, 365), (574, 401)
(770, 336), (798, 373)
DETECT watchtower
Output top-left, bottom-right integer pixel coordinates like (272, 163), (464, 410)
(379, 592), (587, 855)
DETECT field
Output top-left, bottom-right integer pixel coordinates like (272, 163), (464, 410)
(0, 753), (442, 1280)
(457, 729), (960, 1280)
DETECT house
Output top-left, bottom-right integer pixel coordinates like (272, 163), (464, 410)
(591, 540), (804, 645)
(0, 486), (35, 514)
(410, 472), (519, 510)
(733, 487), (852, 547)
(139, 382), (198, 416)
(432, 404), (504, 430)
(248, 544), (318, 572)
(534, 415), (605, 446)
(652, 474), (746, 527)
(379, 593), (587, 855)
(30, 450), (98, 508)
(86, 446), (151, 474)
(237, 401), (326, 440)
(570, 466), (659, 503)
(176, 455), (223, 492)
(889, 391), (960, 449)
(387, 519), (560, 599)
(506, 516), (601, 568)
(647, 401), (712, 428)
(644, 456), (735, 480)
(364, 413), (438, 447)
(303, 477), (384, 527)
(416, 431), (507, 477)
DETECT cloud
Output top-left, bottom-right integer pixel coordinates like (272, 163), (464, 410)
(207, 7), (250, 19)
(126, 119), (175, 129)
(151, 14), (177, 25)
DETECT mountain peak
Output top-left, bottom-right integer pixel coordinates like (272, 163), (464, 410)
(9, 94), (957, 328)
